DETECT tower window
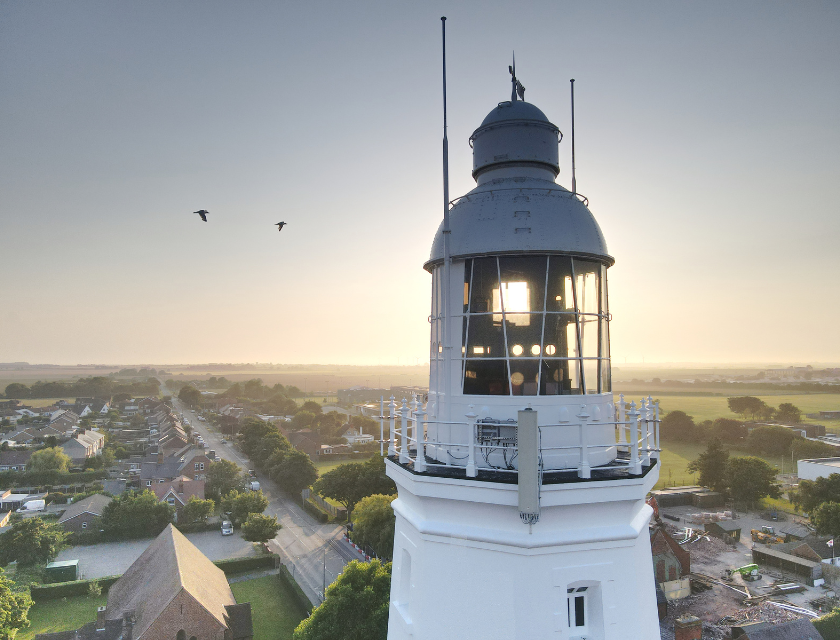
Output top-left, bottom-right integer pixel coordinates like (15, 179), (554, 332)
(566, 587), (589, 633)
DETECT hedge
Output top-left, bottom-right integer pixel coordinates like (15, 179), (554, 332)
(213, 554), (278, 575)
(0, 469), (107, 489)
(302, 499), (329, 523)
(278, 563), (313, 614)
(30, 575), (121, 601)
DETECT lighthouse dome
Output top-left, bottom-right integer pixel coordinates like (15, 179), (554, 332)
(470, 100), (560, 181)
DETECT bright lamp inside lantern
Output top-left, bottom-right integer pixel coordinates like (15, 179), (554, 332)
(492, 282), (530, 325)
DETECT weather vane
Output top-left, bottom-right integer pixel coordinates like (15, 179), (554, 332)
(509, 52), (525, 102)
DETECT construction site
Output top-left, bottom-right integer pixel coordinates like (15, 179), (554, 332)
(651, 487), (836, 639)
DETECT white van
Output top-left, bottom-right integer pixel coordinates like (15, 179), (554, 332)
(248, 481), (261, 492)
(17, 499), (46, 513)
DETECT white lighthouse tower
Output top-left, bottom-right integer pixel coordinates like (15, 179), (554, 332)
(383, 59), (662, 640)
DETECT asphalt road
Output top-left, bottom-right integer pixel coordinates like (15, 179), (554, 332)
(169, 393), (355, 605)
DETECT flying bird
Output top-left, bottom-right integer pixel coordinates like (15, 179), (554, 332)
(194, 210), (209, 222)
(275, 222), (287, 232)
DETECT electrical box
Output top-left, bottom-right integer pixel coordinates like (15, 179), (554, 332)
(517, 409), (540, 524)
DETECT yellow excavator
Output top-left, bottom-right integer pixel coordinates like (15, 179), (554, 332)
(751, 525), (785, 544)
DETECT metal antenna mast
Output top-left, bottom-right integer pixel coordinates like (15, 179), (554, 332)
(441, 17), (451, 418)
(570, 78), (577, 196)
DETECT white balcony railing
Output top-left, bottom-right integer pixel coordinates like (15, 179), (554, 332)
(378, 395), (660, 480)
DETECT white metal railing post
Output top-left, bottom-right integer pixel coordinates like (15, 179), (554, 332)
(414, 405), (427, 472)
(577, 405), (591, 479)
(640, 397), (651, 465)
(379, 396), (385, 457)
(410, 394), (418, 455)
(399, 398), (410, 464)
(654, 399), (661, 459)
(388, 396), (397, 457)
(647, 395), (656, 462)
(617, 393), (627, 445)
(465, 405), (478, 478)
(629, 401), (642, 475)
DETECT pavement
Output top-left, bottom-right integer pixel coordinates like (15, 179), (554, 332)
(57, 529), (257, 579)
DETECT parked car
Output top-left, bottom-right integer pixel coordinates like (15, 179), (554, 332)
(221, 520), (234, 536)
(248, 481), (261, 492)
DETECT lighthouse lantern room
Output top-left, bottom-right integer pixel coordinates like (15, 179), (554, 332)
(383, 55), (661, 640)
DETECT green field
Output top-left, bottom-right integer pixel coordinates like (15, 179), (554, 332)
(629, 393), (840, 428)
(230, 575), (308, 640)
(17, 593), (107, 640)
(655, 441), (794, 490)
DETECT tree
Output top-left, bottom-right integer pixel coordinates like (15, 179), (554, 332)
(26, 447), (71, 473)
(3, 383), (30, 399)
(792, 474), (840, 514)
(725, 456), (780, 507)
(300, 401), (323, 415)
(813, 502), (840, 539)
(687, 439), (729, 492)
(659, 411), (698, 443)
(100, 490), (174, 539)
(708, 418), (747, 444)
(314, 456), (396, 520)
(182, 496), (215, 524)
(293, 559), (391, 640)
(241, 513), (281, 542)
(791, 438), (837, 462)
(220, 490), (269, 525)
(351, 494), (396, 560)
(291, 411), (316, 430)
(814, 606), (840, 640)
(205, 459), (246, 502)
(0, 568), (33, 640)
(178, 385), (202, 407)
(727, 396), (769, 420)
(271, 449), (318, 497)
(747, 425), (796, 457)
(0, 518), (69, 567)
(776, 403), (802, 424)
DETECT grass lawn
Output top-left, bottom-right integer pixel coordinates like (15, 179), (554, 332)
(230, 575), (308, 640)
(314, 455), (376, 476)
(17, 593), (107, 640)
(5, 397), (76, 408)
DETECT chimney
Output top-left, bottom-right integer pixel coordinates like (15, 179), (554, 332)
(157, 450), (164, 464)
(178, 478), (184, 493)
(675, 615), (702, 640)
(96, 606), (107, 632)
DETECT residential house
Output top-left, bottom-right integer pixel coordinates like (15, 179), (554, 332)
(340, 425), (374, 445)
(288, 429), (320, 459)
(0, 449), (32, 472)
(36, 524), (252, 640)
(58, 494), (112, 534)
(61, 430), (105, 463)
(152, 478), (205, 522)
(119, 400), (140, 416)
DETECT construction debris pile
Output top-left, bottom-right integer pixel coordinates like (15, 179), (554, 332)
(685, 511), (734, 524)
(718, 601), (804, 626)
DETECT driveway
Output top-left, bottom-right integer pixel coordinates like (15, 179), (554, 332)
(56, 530), (257, 579)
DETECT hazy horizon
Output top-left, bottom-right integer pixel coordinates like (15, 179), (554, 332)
(2, 1), (839, 366)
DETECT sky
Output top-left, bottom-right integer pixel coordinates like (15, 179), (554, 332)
(1, 1), (839, 367)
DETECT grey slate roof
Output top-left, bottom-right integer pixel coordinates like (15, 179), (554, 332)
(738, 618), (823, 639)
(58, 494), (112, 524)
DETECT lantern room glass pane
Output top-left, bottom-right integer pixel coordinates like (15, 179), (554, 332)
(465, 314), (504, 358)
(498, 256), (547, 317)
(543, 314), (578, 359)
(464, 360), (509, 395)
(509, 360), (540, 396)
(546, 256), (575, 312)
(583, 360), (599, 395)
(540, 359), (581, 395)
(505, 314), (544, 358)
(468, 257), (499, 313)
(579, 315), (599, 358)
(574, 260), (601, 315)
